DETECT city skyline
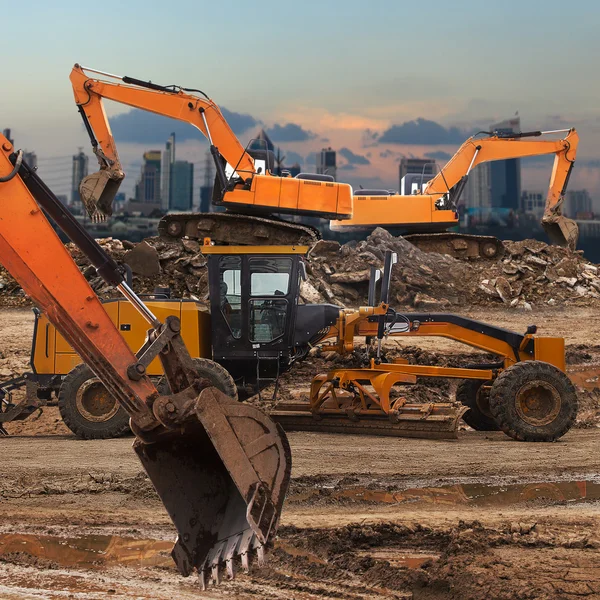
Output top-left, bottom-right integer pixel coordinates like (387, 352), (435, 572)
(2, 1), (600, 202)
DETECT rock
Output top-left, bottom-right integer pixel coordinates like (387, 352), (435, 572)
(124, 241), (161, 277)
(311, 239), (341, 256)
(330, 269), (371, 284)
(300, 280), (323, 304)
(122, 239), (136, 250)
(495, 277), (512, 304)
(547, 298), (556, 305)
(413, 292), (449, 309)
(502, 263), (519, 275)
(556, 276), (577, 287)
(182, 239), (201, 253)
(323, 263), (333, 276)
(523, 302), (533, 311)
(479, 283), (498, 298)
(525, 255), (548, 266)
(583, 263), (598, 273)
(575, 286), (588, 296)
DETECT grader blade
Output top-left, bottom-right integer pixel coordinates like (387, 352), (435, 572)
(134, 387), (291, 587)
(272, 403), (467, 439)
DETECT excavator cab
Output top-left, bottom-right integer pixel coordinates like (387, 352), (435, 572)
(204, 245), (340, 393)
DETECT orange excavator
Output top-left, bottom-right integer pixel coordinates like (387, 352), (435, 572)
(0, 132), (291, 588)
(70, 65), (579, 255)
(331, 128), (580, 257)
(70, 64), (352, 246)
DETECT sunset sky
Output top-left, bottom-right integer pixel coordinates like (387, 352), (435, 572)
(3, 0), (600, 202)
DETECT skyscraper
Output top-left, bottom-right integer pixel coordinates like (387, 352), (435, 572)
(23, 151), (37, 170)
(489, 117), (521, 210)
(199, 149), (216, 213)
(465, 164), (492, 210)
(161, 133), (176, 211)
(71, 149), (89, 207)
(135, 151), (162, 204)
(2, 129), (13, 146)
(317, 148), (336, 181)
(171, 160), (194, 211)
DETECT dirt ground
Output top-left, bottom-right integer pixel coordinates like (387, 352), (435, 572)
(1, 306), (600, 599)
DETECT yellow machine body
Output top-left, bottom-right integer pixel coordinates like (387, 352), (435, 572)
(33, 299), (212, 377)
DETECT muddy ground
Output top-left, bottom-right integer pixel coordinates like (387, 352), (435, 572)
(1, 306), (600, 599)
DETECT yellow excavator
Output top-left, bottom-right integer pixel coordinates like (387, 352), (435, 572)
(0, 132), (291, 588)
(70, 65), (579, 255)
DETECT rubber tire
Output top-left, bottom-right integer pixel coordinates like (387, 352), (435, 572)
(456, 379), (499, 431)
(58, 364), (131, 440)
(489, 361), (578, 442)
(158, 358), (238, 401)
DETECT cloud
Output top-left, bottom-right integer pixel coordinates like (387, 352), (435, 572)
(110, 107), (259, 144)
(424, 150), (452, 161)
(377, 118), (470, 145)
(339, 163), (357, 171)
(266, 123), (316, 142)
(339, 147), (370, 165)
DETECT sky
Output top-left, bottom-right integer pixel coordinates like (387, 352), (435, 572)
(2, 0), (600, 203)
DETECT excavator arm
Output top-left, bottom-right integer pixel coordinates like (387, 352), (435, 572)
(0, 134), (291, 588)
(70, 64), (256, 220)
(424, 129), (579, 248)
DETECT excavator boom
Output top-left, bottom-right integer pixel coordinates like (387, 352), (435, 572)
(0, 135), (291, 587)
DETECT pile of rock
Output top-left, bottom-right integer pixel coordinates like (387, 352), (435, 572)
(1, 228), (600, 311)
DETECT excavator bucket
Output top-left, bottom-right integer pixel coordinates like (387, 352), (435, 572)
(79, 170), (121, 221)
(135, 387), (291, 587)
(542, 214), (579, 250)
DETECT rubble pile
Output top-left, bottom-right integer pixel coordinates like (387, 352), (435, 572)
(1, 228), (599, 311)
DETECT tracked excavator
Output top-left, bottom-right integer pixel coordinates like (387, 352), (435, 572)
(331, 128), (580, 257)
(0, 133), (292, 588)
(70, 65), (579, 256)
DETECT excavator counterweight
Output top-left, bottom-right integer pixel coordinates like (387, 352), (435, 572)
(0, 136), (291, 587)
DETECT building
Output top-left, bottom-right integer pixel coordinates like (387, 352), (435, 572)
(71, 149), (89, 207)
(161, 133), (176, 212)
(199, 149), (218, 213)
(23, 151), (37, 170)
(2, 128), (13, 146)
(317, 148), (337, 181)
(465, 164), (492, 210)
(566, 189), (593, 219)
(521, 190), (546, 219)
(251, 129), (275, 153)
(398, 158), (436, 194)
(171, 160), (194, 211)
(489, 117), (521, 210)
(135, 151), (162, 205)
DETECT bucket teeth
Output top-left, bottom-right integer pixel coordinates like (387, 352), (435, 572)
(195, 530), (270, 588)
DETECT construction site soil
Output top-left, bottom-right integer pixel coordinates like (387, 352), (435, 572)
(2, 233), (600, 598)
(1, 303), (600, 599)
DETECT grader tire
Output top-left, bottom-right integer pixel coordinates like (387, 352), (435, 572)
(158, 358), (238, 400)
(456, 379), (499, 431)
(489, 361), (577, 442)
(58, 364), (131, 440)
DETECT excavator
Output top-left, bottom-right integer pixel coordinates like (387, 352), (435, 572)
(69, 65), (578, 256)
(331, 128), (580, 258)
(0, 132), (292, 588)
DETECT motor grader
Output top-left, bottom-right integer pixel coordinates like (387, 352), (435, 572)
(2, 240), (578, 443)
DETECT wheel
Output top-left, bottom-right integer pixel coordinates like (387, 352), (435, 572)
(489, 361), (578, 442)
(456, 379), (499, 431)
(480, 241), (499, 259)
(158, 358), (238, 400)
(58, 364), (131, 439)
